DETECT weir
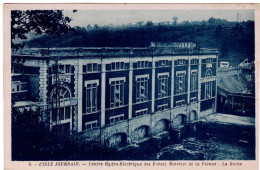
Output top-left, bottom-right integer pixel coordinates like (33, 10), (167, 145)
(195, 113), (255, 144)
(198, 113), (255, 127)
(100, 113), (255, 151)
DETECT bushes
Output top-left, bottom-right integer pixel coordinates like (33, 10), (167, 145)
(12, 106), (121, 160)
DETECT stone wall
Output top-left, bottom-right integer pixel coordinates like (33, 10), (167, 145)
(81, 104), (201, 146)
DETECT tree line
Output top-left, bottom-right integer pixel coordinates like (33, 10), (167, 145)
(11, 10), (254, 61)
(27, 18), (254, 61)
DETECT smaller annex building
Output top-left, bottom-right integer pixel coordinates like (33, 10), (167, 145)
(217, 66), (255, 117)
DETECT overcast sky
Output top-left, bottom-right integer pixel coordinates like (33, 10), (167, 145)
(63, 10), (254, 27)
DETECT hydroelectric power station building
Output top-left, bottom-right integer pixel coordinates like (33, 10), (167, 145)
(11, 42), (218, 147)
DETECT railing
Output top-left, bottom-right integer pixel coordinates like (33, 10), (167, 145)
(12, 46), (219, 57)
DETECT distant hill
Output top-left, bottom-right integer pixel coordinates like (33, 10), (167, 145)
(26, 19), (255, 64)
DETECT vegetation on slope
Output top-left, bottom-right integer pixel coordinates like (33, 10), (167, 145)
(27, 18), (255, 64)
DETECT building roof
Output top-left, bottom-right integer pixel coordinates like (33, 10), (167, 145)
(217, 67), (251, 94)
(12, 42), (218, 59)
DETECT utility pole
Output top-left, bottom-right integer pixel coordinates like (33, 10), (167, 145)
(52, 56), (62, 130)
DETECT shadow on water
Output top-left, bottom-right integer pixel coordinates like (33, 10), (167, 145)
(99, 122), (255, 160)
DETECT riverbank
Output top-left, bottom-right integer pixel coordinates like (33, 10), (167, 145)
(107, 113), (256, 160)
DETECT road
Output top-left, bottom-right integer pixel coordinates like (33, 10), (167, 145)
(200, 113), (255, 127)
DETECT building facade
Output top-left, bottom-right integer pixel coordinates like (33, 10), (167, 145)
(12, 42), (218, 147)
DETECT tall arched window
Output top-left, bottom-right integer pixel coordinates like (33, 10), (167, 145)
(51, 86), (72, 123)
(51, 86), (71, 102)
(205, 69), (212, 77)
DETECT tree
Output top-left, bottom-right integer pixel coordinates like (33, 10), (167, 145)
(136, 21), (144, 27)
(172, 16), (178, 26)
(145, 21), (154, 27)
(208, 17), (216, 24)
(87, 24), (92, 30)
(94, 24), (99, 30)
(11, 10), (74, 50)
(12, 106), (47, 160)
(215, 25), (223, 36)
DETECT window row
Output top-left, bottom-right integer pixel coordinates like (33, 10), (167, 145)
(110, 114), (124, 124)
(135, 108), (148, 117)
(85, 120), (98, 130)
(112, 62), (126, 70)
(206, 58), (214, 63)
(50, 64), (74, 74)
(156, 60), (170, 67)
(176, 59), (186, 65)
(85, 72), (200, 111)
(83, 63), (101, 73)
(191, 59), (198, 65)
(135, 61), (150, 69)
(176, 99), (185, 107)
(176, 70), (198, 94)
(157, 104), (168, 111)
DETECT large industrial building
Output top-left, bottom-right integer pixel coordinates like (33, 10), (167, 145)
(11, 42), (218, 147)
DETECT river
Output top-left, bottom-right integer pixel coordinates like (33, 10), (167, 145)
(155, 135), (255, 160)
(100, 122), (255, 160)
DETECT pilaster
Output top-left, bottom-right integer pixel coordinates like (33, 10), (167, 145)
(187, 57), (191, 104)
(151, 58), (155, 113)
(39, 60), (48, 121)
(171, 59), (174, 108)
(77, 61), (83, 132)
(214, 54), (218, 112)
(128, 61), (133, 119)
(73, 63), (79, 131)
(101, 61), (106, 127)
(198, 57), (202, 118)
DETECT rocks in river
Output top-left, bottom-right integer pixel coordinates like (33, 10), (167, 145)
(158, 147), (205, 160)
(157, 137), (220, 160)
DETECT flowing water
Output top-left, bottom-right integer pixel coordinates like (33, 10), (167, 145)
(155, 135), (255, 160)
(102, 123), (255, 160)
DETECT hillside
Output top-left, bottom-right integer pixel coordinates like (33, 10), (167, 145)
(26, 19), (255, 65)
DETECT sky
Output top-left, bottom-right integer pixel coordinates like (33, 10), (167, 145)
(63, 10), (254, 27)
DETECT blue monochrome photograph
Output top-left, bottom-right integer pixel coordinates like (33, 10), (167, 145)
(10, 9), (255, 161)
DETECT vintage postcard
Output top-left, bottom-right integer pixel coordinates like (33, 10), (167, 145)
(3, 3), (259, 170)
